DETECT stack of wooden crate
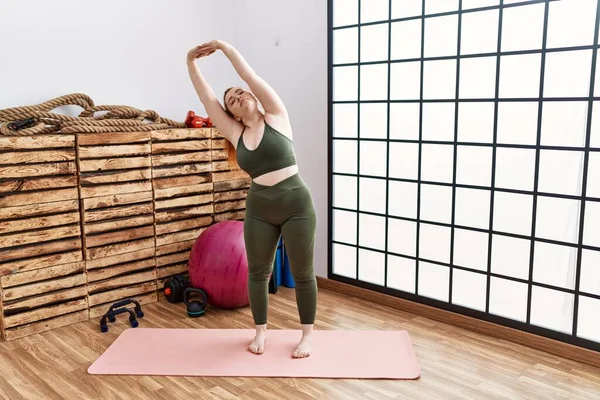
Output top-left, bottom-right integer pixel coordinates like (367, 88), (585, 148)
(0, 127), (249, 340)
(77, 131), (158, 319)
(150, 128), (214, 293)
(0, 134), (88, 340)
(210, 129), (250, 222)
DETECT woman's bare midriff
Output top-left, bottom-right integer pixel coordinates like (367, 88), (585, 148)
(252, 165), (299, 186)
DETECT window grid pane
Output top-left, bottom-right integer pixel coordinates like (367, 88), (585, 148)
(329, 0), (600, 352)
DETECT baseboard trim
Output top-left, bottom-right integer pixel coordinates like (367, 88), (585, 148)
(316, 276), (600, 369)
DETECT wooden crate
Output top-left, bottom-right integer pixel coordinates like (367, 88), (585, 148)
(0, 134), (88, 340)
(150, 128), (214, 291)
(0, 262), (88, 340)
(210, 129), (250, 222)
(77, 132), (158, 317)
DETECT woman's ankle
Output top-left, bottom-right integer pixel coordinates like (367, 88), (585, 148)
(300, 323), (314, 336)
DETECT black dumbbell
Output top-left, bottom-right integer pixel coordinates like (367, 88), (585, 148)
(163, 274), (190, 303)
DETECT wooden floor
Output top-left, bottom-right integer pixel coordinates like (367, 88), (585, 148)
(1, 285), (599, 400)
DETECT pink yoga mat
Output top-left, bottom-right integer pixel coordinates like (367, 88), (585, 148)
(88, 328), (421, 379)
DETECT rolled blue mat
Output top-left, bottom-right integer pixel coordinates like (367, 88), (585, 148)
(281, 243), (295, 288)
(275, 237), (283, 287)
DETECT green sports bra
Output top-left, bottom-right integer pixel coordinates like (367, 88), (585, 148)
(236, 121), (297, 179)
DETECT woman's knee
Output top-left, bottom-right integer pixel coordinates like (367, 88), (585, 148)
(248, 263), (273, 281)
(289, 264), (316, 284)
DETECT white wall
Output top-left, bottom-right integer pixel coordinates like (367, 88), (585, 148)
(231, 0), (329, 277)
(0, 0), (330, 277)
(0, 0), (238, 120)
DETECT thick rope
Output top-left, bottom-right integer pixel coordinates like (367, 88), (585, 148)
(0, 93), (186, 136)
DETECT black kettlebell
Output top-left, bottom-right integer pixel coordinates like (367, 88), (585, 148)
(183, 287), (208, 318)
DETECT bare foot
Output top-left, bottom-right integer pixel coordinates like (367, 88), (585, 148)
(292, 334), (312, 358)
(248, 325), (266, 355)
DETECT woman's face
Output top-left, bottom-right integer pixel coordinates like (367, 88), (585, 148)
(225, 87), (257, 120)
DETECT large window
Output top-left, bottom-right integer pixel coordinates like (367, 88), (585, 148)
(328, 0), (600, 352)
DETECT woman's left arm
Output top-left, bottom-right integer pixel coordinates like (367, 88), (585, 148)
(216, 40), (288, 117)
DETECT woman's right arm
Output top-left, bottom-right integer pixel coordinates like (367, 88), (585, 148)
(186, 48), (241, 145)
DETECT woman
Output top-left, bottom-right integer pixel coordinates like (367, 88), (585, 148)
(186, 40), (317, 358)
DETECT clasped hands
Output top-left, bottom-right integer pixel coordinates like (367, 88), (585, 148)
(187, 40), (225, 62)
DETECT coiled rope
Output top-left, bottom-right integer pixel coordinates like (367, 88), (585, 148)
(0, 93), (186, 136)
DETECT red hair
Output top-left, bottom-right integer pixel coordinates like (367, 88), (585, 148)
(224, 139), (237, 164)
(223, 87), (239, 167)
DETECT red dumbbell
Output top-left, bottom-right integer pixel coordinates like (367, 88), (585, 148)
(185, 111), (213, 128)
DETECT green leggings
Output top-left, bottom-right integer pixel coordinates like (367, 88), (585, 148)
(244, 173), (317, 325)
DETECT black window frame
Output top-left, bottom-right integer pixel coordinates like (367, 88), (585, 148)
(327, 0), (600, 353)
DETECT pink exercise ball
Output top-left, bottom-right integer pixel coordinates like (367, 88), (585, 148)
(188, 220), (249, 309)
